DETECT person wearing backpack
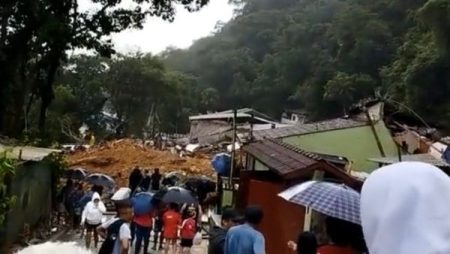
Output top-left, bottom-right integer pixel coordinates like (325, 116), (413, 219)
(97, 201), (133, 254)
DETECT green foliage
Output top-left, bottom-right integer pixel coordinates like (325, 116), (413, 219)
(162, 0), (449, 126)
(324, 72), (376, 114)
(106, 54), (186, 136)
(42, 152), (68, 209)
(0, 151), (17, 226)
(43, 152), (68, 178)
(0, 0), (210, 138)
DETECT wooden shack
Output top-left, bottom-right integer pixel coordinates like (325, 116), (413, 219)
(238, 139), (360, 254)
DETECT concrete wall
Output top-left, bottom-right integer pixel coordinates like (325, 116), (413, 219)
(0, 161), (53, 247)
(283, 121), (399, 172)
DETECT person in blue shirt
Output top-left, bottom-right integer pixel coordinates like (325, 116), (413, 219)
(224, 206), (265, 254)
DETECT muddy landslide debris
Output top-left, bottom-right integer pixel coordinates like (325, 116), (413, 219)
(65, 139), (214, 187)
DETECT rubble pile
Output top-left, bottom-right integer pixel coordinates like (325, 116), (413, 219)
(65, 139), (213, 186)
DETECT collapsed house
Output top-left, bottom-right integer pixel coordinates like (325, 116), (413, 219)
(253, 103), (399, 172)
(188, 108), (290, 145)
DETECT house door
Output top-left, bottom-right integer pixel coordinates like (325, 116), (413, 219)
(246, 179), (305, 254)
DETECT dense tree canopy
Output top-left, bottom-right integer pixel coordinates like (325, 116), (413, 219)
(0, 0), (209, 138)
(162, 0), (450, 127)
(2, 0), (450, 143)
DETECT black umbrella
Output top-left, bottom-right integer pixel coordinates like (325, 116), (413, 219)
(162, 186), (198, 205)
(64, 167), (88, 180)
(162, 172), (183, 187)
(85, 173), (115, 188)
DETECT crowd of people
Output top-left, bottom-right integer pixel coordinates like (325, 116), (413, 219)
(56, 166), (207, 254)
(50, 161), (450, 254)
(212, 161), (450, 254)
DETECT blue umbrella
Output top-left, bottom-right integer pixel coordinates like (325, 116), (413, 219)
(278, 181), (361, 225)
(211, 153), (231, 175)
(131, 192), (154, 214)
(85, 173), (116, 188)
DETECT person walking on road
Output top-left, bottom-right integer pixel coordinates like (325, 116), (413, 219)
(225, 206), (265, 254)
(81, 192), (106, 249)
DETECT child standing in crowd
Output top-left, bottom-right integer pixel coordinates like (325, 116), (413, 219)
(180, 209), (197, 254)
(163, 203), (181, 254)
(152, 207), (164, 251)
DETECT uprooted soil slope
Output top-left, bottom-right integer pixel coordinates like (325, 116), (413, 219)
(65, 139), (213, 186)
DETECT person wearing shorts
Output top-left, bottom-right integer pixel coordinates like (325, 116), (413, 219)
(152, 210), (164, 251)
(163, 203), (181, 254)
(81, 192), (106, 248)
(180, 210), (197, 254)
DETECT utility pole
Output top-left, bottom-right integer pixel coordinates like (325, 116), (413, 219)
(365, 108), (386, 157)
(229, 109), (237, 203)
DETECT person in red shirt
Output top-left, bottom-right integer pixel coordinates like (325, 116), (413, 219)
(180, 209), (197, 254)
(163, 203), (181, 254)
(133, 209), (153, 254)
(317, 217), (365, 254)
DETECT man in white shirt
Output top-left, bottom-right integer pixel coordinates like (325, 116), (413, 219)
(98, 201), (133, 254)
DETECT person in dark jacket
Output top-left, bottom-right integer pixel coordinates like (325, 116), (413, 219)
(129, 167), (143, 194)
(140, 169), (151, 191)
(151, 168), (162, 191)
(208, 207), (238, 254)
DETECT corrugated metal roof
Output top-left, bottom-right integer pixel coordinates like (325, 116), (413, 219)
(243, 139), (320, 177)
(253, 118), (368, 140)
(0, 144), (61, 161)
(368, 154), (450, 167)
(189, 108), (276, 123)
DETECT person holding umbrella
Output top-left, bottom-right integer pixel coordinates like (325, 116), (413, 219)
(279, 181), (366, 254)
(319, 217), (364, 254)
(287, 231), (318, 254)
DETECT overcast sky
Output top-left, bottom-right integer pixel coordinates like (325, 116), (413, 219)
(78, 0), (234, 54)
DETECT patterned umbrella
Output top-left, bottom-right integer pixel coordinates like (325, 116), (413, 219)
(85, 173), (116, 188)
(278, 181), (361, 225)
(64, 167), (88, 180)
(162, 186), (198, 205)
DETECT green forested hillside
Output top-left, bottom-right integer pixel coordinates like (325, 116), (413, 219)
(162, 0), (450, 126)
(2, 0), (449, 142)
